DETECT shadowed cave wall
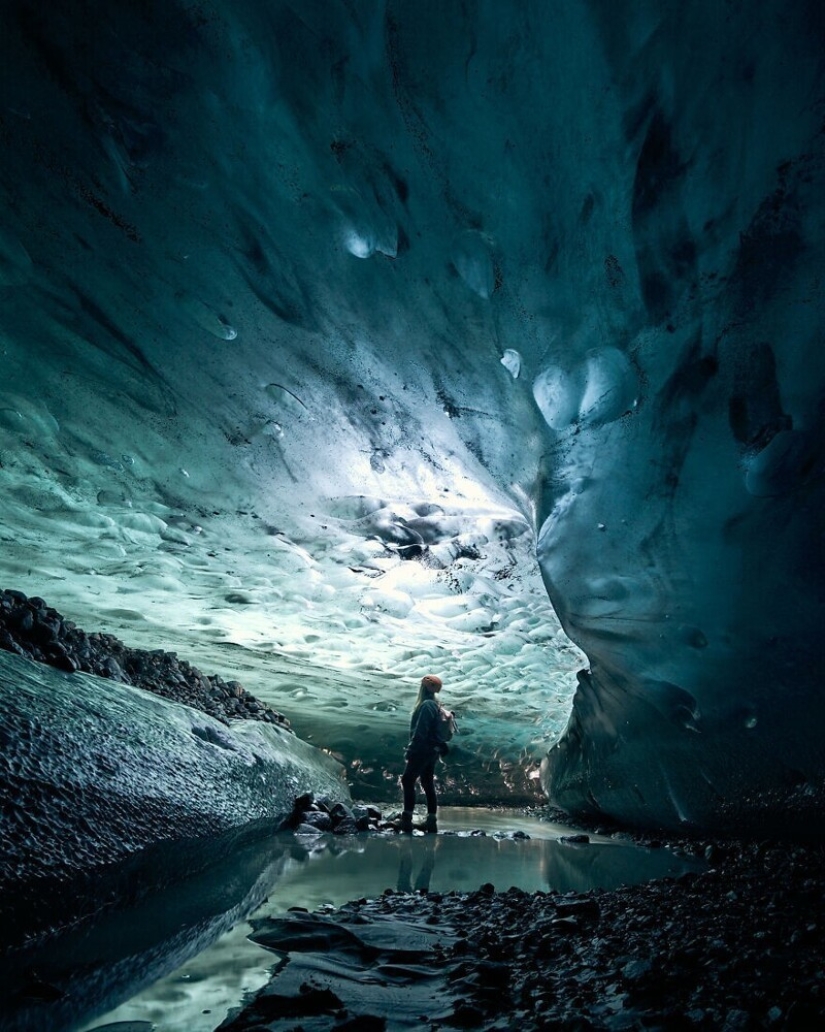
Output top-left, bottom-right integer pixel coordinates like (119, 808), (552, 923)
(0, 0), (824, 842)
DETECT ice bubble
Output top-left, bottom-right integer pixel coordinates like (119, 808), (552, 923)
(677, 624), (708, 649)
(89, 450), (124, 470)
(267, 538), (315, 572)
(162, 526), (192, 546)
(406, 513), (462, 543)
(452, 230), (495, 299)
(375, 230), (398, 259)
(96, 490), (132, 507)
(219, 321), (238, 340)
(370, 700), (398, 712)
(343, 227), (375, 258)
(500, 349), (522, 379)
(264, 383), (308, 416)
(532, 364), (583, 431)
(415, 594), (480, 621)
(447, 608), (494, 632)
(533, 348), (637, 431)
(71, 510), (116, 529)
(577, 347), (638, 426)
(345, 539), (389, 564)
(362, 588), (413, 618)
(326, 495), (386, 520)
(0, 408), (27, 433)
(117, 512), (168, 536)
(378, 563), (438, 598)
(572, 575), (649, 619)
(183, 293), (237, 340)
(489, 631), (526, 656)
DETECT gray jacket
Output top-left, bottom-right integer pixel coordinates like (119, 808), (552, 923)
(406, 699), (452, 760)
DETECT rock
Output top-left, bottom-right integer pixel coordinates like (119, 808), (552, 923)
(0, 588), (291, 730)
(6, 607), (33, 634)
(622, 959), (653, 981)
(220, 835), (825, 1032)
(98, 656), (128, 682)
(722, 1008), (752, 1030)
(554, 899), (600, 921)
(45, 644), (78, 673)
(295, 822), (325, 837)
(301, 810), (333, 832)
(331, 801), (354, 822)
(0, 631), (26, 657)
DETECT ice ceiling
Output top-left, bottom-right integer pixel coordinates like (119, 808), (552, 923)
(1, 0), (823, 833)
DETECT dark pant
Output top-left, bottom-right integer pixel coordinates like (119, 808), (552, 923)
(401, 752), (437, 814)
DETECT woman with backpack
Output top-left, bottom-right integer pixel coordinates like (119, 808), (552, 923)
(399, 674), (456, 834)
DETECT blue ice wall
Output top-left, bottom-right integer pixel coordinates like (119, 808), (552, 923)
(0, 0), (823, 835)
(0, 651), (347, 894)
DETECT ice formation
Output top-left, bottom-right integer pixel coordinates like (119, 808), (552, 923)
(0, 0), (823, 837)
(0, 650), (346, 904)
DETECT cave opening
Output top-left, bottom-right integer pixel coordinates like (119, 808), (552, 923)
(2, 0), (825, 1028)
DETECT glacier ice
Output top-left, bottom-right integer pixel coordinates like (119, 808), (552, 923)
(0, 649), (346, 908)
(0, 0), (823, 837)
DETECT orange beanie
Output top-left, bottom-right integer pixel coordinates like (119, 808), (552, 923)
(421, 674), (442, 689)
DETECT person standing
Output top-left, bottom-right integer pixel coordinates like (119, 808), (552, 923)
(399, 674), (455, 833)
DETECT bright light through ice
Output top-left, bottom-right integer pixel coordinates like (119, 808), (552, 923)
(343, 228), (375, 258)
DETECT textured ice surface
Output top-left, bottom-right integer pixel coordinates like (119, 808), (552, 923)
(0, 0), (823, 833)
(0, 650), (346, 896)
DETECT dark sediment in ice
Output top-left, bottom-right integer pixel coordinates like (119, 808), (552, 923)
(0, 649), (347, 935)
(0, 587), (290, 728)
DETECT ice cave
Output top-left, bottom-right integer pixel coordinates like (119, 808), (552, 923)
(1, 1), (824, 1029)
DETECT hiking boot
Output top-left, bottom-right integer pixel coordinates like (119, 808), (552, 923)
(399, 810), (414, 834)
(415, 813), (438, 834)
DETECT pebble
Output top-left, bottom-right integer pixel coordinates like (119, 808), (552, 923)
(219, 832), (825, 1030)
(0, 588), (291, 730)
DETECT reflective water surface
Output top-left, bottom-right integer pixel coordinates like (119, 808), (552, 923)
(2, 809), (701, 1032)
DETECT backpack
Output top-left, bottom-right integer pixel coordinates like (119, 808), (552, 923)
(406, 701), (458, 759)
(436, 705), (458, 745)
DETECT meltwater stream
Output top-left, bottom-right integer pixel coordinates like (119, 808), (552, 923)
(2, 809), (703, 1032)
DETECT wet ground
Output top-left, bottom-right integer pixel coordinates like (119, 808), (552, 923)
(6, 805), (824, 1032)
(1, 808), (701, 1032)
(219, 837), (825, 1032)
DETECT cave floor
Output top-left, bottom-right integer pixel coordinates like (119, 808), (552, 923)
(6, 809), (823, 1032)
(3, 808), (700, 1032)
(218, 836), (825, 1032)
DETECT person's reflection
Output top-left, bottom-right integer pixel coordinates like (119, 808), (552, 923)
(396, 833), (438, 893)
